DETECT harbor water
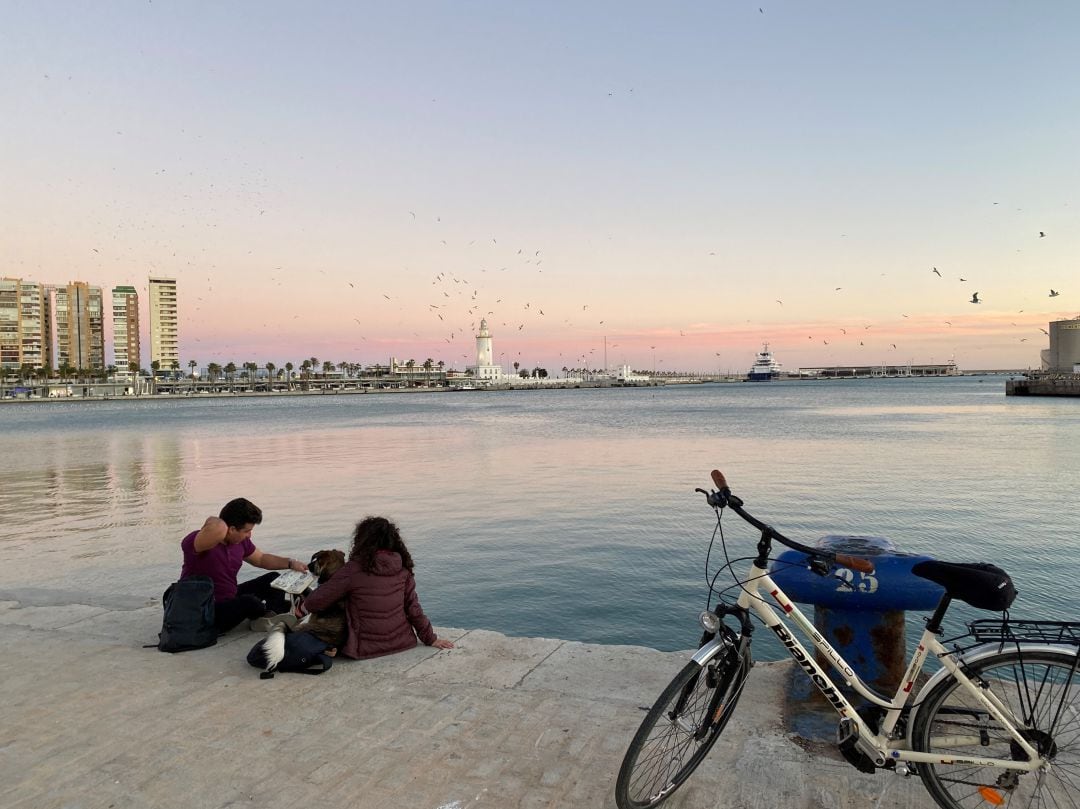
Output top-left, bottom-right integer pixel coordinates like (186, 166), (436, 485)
(1, 376), (1077, 659)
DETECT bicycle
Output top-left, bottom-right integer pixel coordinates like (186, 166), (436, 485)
(615, 469), (1080, 809)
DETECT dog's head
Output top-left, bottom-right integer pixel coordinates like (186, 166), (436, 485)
(309, 549), (346, 583)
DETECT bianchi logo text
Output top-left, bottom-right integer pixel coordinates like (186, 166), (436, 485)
(771, 624), (849, 716)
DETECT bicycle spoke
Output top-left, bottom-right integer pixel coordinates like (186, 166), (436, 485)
(915, 651), (1080, 809)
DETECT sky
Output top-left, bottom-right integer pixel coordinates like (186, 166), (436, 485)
(3, 1), (1079, 373)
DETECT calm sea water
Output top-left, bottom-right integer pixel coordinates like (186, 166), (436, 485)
(1, 377), (1077, 659)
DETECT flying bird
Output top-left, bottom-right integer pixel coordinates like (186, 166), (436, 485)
(1040, 328), (1050, 335)
(1050, 289), (1060, 297)
(959, 278), (968, 282)
(1039, 231), (1046, 238)
(970, 292), (981, 304)
(932, 267), (941, 276)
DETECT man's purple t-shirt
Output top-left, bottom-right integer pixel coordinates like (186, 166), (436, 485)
(180, 530), (256, 602)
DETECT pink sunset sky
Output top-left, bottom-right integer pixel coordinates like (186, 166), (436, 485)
(3, 3), (1078, 373)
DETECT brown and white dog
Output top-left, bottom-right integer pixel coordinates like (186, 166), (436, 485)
(294, 549), (348, 649)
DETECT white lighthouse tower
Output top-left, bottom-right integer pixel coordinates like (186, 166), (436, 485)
(470, 319), (502, 382)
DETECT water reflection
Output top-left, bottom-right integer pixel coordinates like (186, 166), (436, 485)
(0, 379), (1077, 652)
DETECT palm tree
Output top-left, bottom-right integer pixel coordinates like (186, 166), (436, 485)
(513, 361), (519, 377)
(188, 360), (197, 390)
(285, 361), (294, 390)
(423, 358), (433, 386)
(322, 360), (333, 378)
(309, 357), (319, 378)
(150, 360), (160, 379)
(224, 362), (237, 387)
(265, 362), (275, 390)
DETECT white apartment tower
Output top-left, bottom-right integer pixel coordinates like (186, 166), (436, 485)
(112, 285), (140, 373)
(148, 276), (179, 371)
(55, 281), (105, 371)
(0, 278), (53, 372)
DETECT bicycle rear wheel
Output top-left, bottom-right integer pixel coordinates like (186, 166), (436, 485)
(912, 649), (1080, 809)
(615, 634), (750, 809)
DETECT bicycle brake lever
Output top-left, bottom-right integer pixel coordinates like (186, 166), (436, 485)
(808, 558), (832, 577)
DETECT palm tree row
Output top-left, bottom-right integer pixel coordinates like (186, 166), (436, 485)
(178, 357), (451, 388)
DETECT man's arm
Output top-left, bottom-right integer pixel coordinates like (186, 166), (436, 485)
(244, 547), (308, 572)
(193, 517), (228, 553)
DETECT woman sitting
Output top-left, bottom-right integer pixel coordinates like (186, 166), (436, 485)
(298, 516), (454, 659)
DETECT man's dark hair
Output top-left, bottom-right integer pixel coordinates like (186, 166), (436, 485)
(219, 498), (263, 528)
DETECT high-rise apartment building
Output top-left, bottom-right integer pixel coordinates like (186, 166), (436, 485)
(0, 278), (53, 372)
(148, 276), (179, 371)
(112, 285), (141, 373)
(55, 282), (105, 371)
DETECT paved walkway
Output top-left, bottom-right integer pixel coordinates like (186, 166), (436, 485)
(0, 587), (937, 809)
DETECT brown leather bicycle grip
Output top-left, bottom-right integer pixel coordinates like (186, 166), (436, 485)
(710, 469), (729, 490)
(835, 554), (875, 574)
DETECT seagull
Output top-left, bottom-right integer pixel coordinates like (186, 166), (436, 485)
(932, 267), (941, 276)
(1050, 289), (1060, 297)
(891, 344), (897, 349)
(1040, 328), (1050, 335)
(775, 299), (783, 305)
(959, 278), (968, 282)
(1039, 231), (1046, 238)
(970, 292), (981, 304)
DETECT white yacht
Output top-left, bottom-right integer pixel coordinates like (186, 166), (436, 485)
(747, 343), (783, 381)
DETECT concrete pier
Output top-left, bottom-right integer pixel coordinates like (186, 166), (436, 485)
(1006, 373), (1080, 397)
(0, 586), (938, 809)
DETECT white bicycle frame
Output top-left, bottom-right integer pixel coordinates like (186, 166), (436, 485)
(693, 562), (1049, 772)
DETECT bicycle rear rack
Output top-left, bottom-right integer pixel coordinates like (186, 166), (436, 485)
(967, 619), (1080, 646)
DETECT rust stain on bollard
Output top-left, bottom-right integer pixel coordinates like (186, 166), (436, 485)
(869, 610), (906, 692)
(831, 623), (855, 647)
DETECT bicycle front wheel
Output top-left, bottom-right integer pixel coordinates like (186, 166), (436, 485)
(912, 649), (1080, 809)
(615, 638), (750, 809)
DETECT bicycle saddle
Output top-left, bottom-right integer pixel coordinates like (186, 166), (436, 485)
(911, 560), (1017, 611)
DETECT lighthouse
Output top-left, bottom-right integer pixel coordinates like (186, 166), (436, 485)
(470, 319), (502, 381)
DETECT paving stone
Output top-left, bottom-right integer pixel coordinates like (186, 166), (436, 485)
(0, 595), (940, 809)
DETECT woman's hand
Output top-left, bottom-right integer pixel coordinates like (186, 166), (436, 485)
(432, 638), (455, 649)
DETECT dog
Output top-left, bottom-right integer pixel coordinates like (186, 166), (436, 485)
(294, 549), (348, 649)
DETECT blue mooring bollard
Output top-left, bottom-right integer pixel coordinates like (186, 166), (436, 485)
(769, 536), (945, 691)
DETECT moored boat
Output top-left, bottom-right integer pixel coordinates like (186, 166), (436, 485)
(747, 343), (783, 381)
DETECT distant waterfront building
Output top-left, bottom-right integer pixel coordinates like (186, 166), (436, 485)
(469, 318), (503, 381)
(112, 285), (140, 373)
(55, 281), (105, 371)
(148, 276), (179, 371)
(1041, 318), (1080, 372)
(0, 278), (53, 372)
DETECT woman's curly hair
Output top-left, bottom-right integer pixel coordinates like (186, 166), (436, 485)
(350, 516), (415, 573)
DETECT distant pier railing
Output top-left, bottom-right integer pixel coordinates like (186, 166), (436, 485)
(796, 363), (960, 378)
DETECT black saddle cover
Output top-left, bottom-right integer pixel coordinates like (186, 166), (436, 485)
(911, 560), (1017, 611)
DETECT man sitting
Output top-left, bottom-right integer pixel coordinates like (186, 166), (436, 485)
(180, 497), (308, 633)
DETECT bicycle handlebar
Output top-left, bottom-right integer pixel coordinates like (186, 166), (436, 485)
(703, 469), (875, 574)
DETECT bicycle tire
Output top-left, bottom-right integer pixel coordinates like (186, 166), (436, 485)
(912, 649), (1080, 809)
(615, 636), (750, 809)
